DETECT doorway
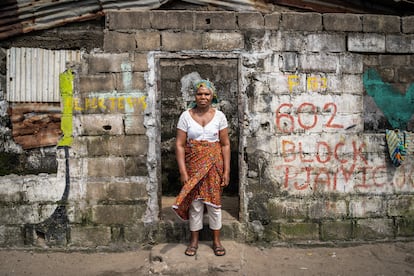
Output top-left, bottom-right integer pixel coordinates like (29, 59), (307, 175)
(158, 57), (240, 222)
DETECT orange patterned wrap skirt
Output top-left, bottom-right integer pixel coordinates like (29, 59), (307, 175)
(172, 139), (224, 221)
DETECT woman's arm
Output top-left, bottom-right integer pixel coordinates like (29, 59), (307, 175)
(219, 127), (231, 187)
(176, 129), (189, 184)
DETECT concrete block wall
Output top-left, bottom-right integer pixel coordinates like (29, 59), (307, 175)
(64, 50), (150, 247)
(0, 10), (413, 248)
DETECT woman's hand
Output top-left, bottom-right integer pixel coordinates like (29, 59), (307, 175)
(180, 173), (189, 185)
(221, 171), (230, 187)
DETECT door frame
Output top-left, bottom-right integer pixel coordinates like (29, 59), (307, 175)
(146, 51), (247, 223)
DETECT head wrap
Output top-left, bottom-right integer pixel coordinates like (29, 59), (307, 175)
(192, 79), (219, 105)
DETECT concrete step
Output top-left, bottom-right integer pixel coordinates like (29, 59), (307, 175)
(149, 241), (243, 275)
(159, 196), (245, 243)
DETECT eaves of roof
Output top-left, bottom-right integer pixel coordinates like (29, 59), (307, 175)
(0, 0), (413, 41)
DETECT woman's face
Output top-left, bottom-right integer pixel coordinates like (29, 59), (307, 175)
(195, 86), (213, 107)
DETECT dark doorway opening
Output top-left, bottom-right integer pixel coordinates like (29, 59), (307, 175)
(159, 57), (240, 221)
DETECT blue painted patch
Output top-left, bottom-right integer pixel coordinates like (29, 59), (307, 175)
(363, 68), (414, 129)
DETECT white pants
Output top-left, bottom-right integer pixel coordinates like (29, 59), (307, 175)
(189, 199), (222, 231)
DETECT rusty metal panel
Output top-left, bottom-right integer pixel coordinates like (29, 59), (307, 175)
(0, 0), (413, 40)
(101, 0), (170, 9)
(6, 47), (81, 103)
(0, 0), (267, 40)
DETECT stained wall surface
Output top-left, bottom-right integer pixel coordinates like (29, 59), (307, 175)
(0, 11), (413, 248)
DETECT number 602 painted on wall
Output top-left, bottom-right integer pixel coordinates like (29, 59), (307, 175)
(276, 102), (343, 133)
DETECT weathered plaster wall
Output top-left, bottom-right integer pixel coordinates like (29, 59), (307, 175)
(0, 11), (413, 248)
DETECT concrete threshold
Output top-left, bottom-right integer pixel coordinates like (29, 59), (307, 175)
(160, 196), (242, 243)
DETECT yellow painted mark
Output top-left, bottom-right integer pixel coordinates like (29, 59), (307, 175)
(288, 75), (300, 92)
(58, 69), (74, 146)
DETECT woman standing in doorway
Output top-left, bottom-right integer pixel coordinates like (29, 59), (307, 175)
(172, 79), (230, 257)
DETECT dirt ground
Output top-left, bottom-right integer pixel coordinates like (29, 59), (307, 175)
(0, 241), (413, 276)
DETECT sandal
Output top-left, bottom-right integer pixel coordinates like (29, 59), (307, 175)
(185, 246), (198, 256)
(213, 245), (226, 256)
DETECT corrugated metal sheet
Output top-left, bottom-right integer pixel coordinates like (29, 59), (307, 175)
(7, 47), (81, 102)
(0, 0), (270, 40)
(0, 0), (413, 40)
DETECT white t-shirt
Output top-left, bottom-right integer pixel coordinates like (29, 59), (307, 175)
(177, 109), (228, 142)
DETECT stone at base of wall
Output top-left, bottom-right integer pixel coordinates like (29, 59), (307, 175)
(2, 218), (414, 250)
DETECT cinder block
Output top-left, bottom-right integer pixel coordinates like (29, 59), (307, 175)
(349, 197), (385, 218)
(79, 74), (115, 94)
(202, 32), (244, 51)
(398, 66), (414, 82)
(87, 53), (130, 73)
(0, 205), (39, 225)
(150, 11), (193, 30)
(124, 222), (148, 243)
(339, 53), (363, 74)
(115, 72), (146, 91)
(86, 179), (148, 201)
(64, 203), (82, 224)
(85, 135), (148, 157)
(362, 15), (400, 33)
(298, 53), (338, 73)
(194, 11), (236, 30)
(387, 196), (414, 217)
(73, 114), (124, 136)
(279, 222), (319, 241)
(306, 33), (346, 53)
(161, 31), (202, 51)
(264, 13), (280, 30)
(135, 31), (161, 51)
(132, 53), (149, 72)
(402, 16), (414, 34)
(281, 12), (322, 31)
(308, 200), (348, 219)
(348, 33), (386, 53)
(363, 55), (380, 66)
(87, 157), (126, 177)
(237, 12), (264, 30)
(323, 13), (362, 32)
(244, 30), (266, 51)
(341, 74), (364, 94)
(0, 226), (24, 246)
(267, 198), (308, 220)
(395, 217), (414, 237)
(280, 52), (298, 72)
(386, 35), (414, 53)
(320, 221), (353, 241)
(354, 218), (394, 240)
(279, 32), (305, 51)
(103, 31), (136, 52)
(120, 135), (148, 156)
(106, 11), (151, 30)
(379, 55), (410, 66)
(124, 115), (146, 135)
(70, 225), (111, 247)
(92, 204), (146, 225)
(125, 156), (148, 176)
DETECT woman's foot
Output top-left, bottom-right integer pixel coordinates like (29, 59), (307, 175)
(212, 244), (226, 256)
(185, 230), (199, 256)
(212, 229), (225, 256)
(185, 245), (198, 256)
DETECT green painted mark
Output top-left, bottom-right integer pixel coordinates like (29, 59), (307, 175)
(58, 69), (74, 146)
(363, 68), (414, 129)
